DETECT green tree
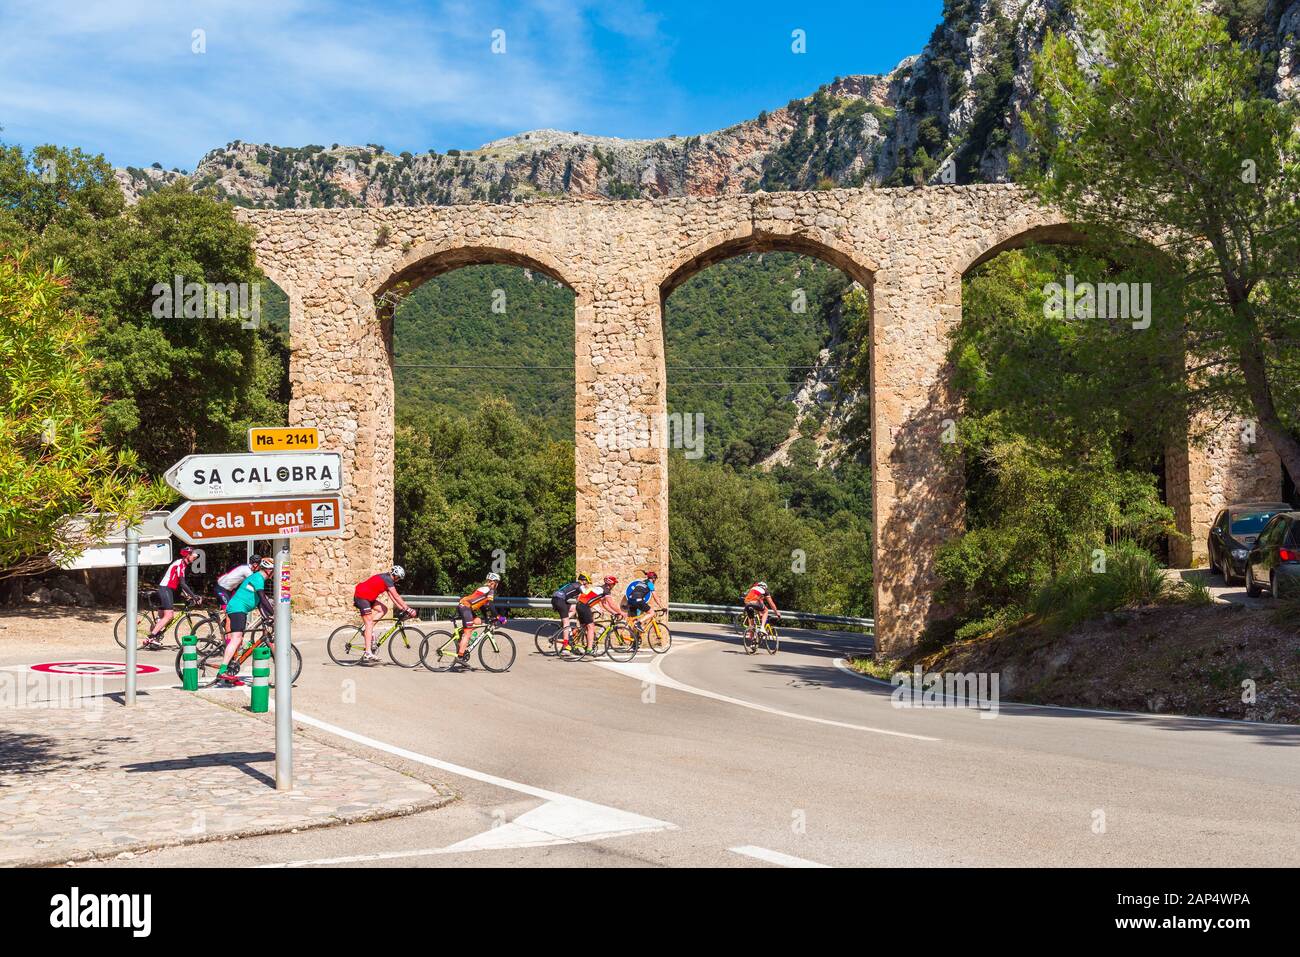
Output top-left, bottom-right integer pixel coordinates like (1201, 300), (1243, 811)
(0, 252), (160, 577)
(1020, 0), (1300, 487)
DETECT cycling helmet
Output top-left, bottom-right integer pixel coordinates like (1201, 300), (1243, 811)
(644, 571), (658, 581)
(603, 575), (618, 587)
(756, 581), (768, 590)
(179, 547), (195, 558)
(577, 572), (592, 584)
(259, 557), (274, 570)
(486, 572), (501, 583)
(390, 564), (405, 581)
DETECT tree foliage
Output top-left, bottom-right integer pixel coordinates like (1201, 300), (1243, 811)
(1019, 0), (1300, 486)
(0, 252), (161, 577)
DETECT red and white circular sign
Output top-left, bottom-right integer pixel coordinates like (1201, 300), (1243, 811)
(31, 661), (161, 676)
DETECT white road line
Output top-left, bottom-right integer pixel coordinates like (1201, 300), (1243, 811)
(256, 707), (676, 867)
(266, 799), (672, 868)
(729, 845), (829, 868)
(595, 646), (939, 742)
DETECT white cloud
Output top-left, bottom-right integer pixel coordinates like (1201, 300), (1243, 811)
(0, 0), (670, 166)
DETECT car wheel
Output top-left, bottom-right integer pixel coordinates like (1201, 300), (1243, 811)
(1222, 557), (1239, 587)
(1245, 568), (1263, 598)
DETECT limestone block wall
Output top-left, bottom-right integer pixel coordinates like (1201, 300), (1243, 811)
(1167, 415), (1285, 567)
(238, 184), (1267, 656)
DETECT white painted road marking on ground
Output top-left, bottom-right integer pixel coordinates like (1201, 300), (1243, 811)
(729, 845), (830, 868)
(265, 798), (672, 867)
(595, 644), (939, 742)
(258, 707), (675, 867)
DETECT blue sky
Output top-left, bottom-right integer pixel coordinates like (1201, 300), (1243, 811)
(0, 0), (942, 170)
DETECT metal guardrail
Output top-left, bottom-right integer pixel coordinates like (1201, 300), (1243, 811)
(404, 595), (874, 634)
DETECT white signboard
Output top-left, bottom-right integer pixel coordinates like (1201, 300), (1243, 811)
(54, 538), (173, 570)
(164, 452), (342, 501)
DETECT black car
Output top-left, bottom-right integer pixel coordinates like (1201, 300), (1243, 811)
(1245, 512), (1300, 600)
(1207, 502), (1293, 585)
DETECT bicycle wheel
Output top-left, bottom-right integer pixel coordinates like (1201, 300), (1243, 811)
(419, 627), (459, 672)
(743, 627), (757, 654)
(556, 624), (587, 661)
(172, 610), (207, 645)
(327, 624), (367, 666)
(192, 618), (225, 657)
(603, 622), (639, 662)
(478, 630), (516, 673)
(114, 610), (156, 650)
(267, 642), (303, 687)
(387, 624), (423, 668)
(761, 624), (779, 655)
(646, 620), (671, 654)
(535, 621), (562, 656)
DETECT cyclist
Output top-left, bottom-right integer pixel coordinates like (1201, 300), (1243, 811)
(743, 580), (780, 633)
(452, 572), (501, 670)
(550, 573), (590, 650)
(623, 571), (662, 633)
(215, 552), (267, 629)
(144, 547), (201, 649)
(575, 575), (623, 653)
(354, 565), (416, 665)
(215, 556), (275, 685)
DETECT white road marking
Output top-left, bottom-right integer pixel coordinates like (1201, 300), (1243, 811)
(729, 845), (829, 868)
(595, 645), (939, 742)
(265, 798), (672, 867)
(257, 707), (675, 867)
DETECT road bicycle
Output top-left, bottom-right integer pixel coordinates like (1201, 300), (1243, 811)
(556, 615), (630, 661)
(173, 617), (302, 687)
(627, 608), (671, 654)
(742, 610), (779, 655)
(114, 593), (217, 652)
(535, 602), (577, 656)
(327, 611), (425, 668)
(420, 615), (516, 673)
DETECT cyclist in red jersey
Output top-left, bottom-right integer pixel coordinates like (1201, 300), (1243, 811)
(574, 575), (623, 654)
(743, 581), (780, 632)
(144, 548), (200, 649)
(354, 565), (416, 664)
(451, 572), (501, 670)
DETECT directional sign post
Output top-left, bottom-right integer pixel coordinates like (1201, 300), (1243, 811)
(164, 495), (344, 545)
(165, 452), (341, 501)
(164, 440), (345, 791)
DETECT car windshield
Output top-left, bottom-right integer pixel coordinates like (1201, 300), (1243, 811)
(1230, 511), (1282, 535)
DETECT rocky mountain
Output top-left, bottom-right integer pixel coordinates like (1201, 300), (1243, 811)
(116, 1), (1300, 209)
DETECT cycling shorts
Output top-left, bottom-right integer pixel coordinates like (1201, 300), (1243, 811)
(455, 604), (475, 627)
(157, 586), (175, 611)
(227, 611), (249, 633)
(551, 595), (572, 616)
(627, 599), (650, 617)
(576, 602), (595, 626)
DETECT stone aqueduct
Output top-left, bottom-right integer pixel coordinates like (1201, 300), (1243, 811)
(239, 185), (1281, 656)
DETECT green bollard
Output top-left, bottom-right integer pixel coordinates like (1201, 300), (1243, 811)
(251, 643), (271, 713)
(181, 634), (199, 692)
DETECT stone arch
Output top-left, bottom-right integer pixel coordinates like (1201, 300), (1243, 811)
(367, 241), (577, 315)
(658, 226), (876, 302)
(254, 262), (305, 341)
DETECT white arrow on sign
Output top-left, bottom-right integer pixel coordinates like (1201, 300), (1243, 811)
(164, 452), (342, 501)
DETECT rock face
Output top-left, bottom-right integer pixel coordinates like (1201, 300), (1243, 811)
(116, 0), (1300, 208)
(236, 184), (1277, 655)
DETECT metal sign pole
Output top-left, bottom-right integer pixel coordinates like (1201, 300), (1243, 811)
(273, 537), (292, 790)
(124, 526), (139, 706)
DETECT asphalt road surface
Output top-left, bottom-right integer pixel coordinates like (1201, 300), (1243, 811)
(29, 618), (1300, 868)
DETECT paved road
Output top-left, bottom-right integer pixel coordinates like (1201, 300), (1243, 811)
(1166, 567), (1270, 608)
(24, 618), (1300, 868)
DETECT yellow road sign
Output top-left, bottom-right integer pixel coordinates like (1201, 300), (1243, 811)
(248, 427), (319, 452)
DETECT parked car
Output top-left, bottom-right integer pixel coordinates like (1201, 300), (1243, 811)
(1245, 511), (1300, 600)
(1207, 502), (1293, 585)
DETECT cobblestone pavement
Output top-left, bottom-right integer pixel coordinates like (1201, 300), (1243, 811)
(0, 685), (451, 866)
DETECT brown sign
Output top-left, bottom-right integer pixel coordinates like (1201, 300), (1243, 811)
(165, 496), (344, 545)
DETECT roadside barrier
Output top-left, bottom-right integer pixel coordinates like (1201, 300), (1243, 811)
(404, 595), (874, 635)
(251, 644), (271, 713)
(181, 634), (199, 691)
